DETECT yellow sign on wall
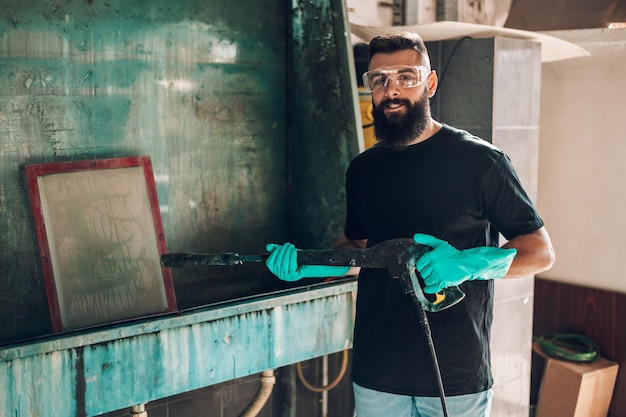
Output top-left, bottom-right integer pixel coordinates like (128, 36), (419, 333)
(359, 87), (376, 149)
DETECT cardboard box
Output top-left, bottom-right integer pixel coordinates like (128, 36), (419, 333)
(533, 342), (619, 417)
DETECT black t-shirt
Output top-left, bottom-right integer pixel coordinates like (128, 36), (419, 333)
(345, 124), (544, 396)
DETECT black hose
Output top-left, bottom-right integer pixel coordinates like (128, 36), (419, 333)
(411, 298), (449, 417)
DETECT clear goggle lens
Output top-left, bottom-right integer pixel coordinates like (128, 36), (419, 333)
(362, 65), (430, 92)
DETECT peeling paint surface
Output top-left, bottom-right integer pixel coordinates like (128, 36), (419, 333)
(0, 281), (357, 417)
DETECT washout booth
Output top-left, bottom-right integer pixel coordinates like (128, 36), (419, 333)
(0, 0), (361, 416)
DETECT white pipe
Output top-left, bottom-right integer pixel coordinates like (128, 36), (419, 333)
(238, 370), (276, 417)
(130, 403), (147, 417)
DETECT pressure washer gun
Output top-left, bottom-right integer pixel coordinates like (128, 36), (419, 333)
(161, 237), (460, 415)
(160, 238), (465, 313)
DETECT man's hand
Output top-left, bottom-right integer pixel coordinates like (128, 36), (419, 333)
(265, 242), (350, 282)
(412, 234), (517, 294)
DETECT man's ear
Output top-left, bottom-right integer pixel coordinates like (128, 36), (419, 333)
(427, 70), (438, 98)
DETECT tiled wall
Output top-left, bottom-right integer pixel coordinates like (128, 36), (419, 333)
(103, 353), (355, 417)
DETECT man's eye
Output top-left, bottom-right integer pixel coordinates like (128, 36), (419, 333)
(399, 74), (417, 84)
(371, 77), (385, 86)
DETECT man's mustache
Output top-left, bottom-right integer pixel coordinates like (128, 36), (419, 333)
(376, 98), (411, 108)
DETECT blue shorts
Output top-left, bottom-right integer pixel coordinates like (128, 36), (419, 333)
(353, 383), (493, 417)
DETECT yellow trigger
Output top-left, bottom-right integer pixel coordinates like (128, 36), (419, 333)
(434, 291), (446, 305)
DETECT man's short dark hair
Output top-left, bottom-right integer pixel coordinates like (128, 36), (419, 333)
(368, 31), (429, 64)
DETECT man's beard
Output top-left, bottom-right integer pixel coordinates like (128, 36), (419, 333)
(372, 90), (430, 149)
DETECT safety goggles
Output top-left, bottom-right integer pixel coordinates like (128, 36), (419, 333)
(362, 65), (430, 92)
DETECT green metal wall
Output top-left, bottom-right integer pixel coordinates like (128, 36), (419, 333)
(0, 0), (359, 344)
(289, 0), (362, 249)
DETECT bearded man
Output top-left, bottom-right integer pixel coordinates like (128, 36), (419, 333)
(265, 31), (555, 417)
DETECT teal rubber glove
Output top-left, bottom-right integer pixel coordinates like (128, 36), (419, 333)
(413, 233), (517, 294)
(265, 242), (350, 282)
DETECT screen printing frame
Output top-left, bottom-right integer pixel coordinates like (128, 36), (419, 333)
(25, 156), (177, 332)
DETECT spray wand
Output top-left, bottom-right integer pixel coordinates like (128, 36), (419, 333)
(161, 238), (465, 416)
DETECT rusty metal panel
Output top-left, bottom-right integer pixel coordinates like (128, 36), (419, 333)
(0, 281), (356, 417)
(0, 0), (362, 341)
(0, 0), (289, 342)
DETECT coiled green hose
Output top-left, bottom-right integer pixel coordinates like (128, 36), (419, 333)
(534, 333), (600, 363)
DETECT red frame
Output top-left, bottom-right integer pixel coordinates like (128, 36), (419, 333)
(25, 156), (177, 332)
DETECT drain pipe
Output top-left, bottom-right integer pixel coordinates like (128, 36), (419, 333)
(238, 370), (277, 417)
